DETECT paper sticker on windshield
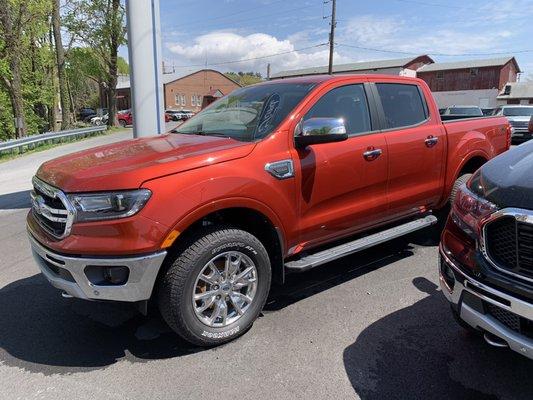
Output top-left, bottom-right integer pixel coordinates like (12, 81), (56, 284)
(256, 93), (281, 137)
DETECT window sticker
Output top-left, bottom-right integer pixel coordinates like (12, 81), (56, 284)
(255, 93), (281, 138)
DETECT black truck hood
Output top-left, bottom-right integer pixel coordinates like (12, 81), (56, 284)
(476, 140), (533, 209)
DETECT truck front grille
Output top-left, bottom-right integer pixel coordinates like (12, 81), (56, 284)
(31, 177), (74, 239)
(485, 302), (533, 339)
(509, 120), (529, 129)
(484, 214), (533, 281)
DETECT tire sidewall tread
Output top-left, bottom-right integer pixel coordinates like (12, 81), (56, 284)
(158, 227), (271, 346)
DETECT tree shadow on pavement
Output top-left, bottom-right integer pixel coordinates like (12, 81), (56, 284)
(0, 190), (31, 210)
(343, 277), (533, 400)
(0, 273), (203, 375)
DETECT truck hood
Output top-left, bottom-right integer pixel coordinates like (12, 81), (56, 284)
(476, 140), (533, 210)
(36, 133), (255, 192)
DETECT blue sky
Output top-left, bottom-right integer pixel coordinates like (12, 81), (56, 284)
(135, 0), (533, 79)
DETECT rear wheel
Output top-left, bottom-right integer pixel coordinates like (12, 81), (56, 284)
(158, 227), (271, 346)
(118, 119), (127, 128)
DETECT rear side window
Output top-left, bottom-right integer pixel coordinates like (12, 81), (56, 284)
(376, 83), (427, 129)
(303, 84), (371, 135)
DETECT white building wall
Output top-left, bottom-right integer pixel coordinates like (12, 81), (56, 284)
(431, 89), (500, 108)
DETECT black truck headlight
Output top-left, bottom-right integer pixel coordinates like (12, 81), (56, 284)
(67, 189), (151, 222)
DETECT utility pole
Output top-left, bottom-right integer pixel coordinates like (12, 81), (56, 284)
(327, 0), (336, 75)
(126, 0), (165, 138)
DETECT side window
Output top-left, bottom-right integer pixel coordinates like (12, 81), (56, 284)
(376, 83), (427, 129)
(303, 84), (371, 136)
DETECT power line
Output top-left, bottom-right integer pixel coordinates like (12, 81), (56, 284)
(336, 43), (533, 57)
(170, 43), (329, 69)
(176, 2), (322, 29)
(390, 0), (482, 11)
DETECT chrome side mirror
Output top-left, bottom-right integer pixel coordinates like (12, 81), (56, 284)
(295, 117), (348, 148)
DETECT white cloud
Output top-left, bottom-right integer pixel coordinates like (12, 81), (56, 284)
(339, 15), (516, 56)
(166, 31), (350, 75)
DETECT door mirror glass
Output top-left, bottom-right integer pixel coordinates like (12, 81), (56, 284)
(295, 117), (348, 148)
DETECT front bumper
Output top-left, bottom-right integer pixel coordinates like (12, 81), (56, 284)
(29, 232), (167, 302)
(510, 128), (532, 142)
(439, 245), (533, 360)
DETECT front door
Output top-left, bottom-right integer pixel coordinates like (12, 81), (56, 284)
(293, 83), (390, 248)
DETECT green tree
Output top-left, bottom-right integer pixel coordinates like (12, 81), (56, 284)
(64, 0), (126, 127)
(225, 71), (263, 86)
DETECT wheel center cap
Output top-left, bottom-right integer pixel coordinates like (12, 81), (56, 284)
(222, 284), (231, 292)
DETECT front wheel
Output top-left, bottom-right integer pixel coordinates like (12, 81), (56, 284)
(158, 227), (271, 346)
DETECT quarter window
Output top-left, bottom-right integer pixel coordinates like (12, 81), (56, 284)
(376, 83), (427, 129)
(303, 84), (371, 136)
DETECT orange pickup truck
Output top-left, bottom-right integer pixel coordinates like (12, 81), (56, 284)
(27, 75), (510, 345)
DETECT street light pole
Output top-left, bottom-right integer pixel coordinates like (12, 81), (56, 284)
(125, 0), (164, 138)
(327, 0), (336, 75)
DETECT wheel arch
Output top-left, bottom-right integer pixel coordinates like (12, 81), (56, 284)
(161, 199), (287, 286)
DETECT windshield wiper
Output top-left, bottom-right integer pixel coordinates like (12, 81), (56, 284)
(171, 129), (232, 138)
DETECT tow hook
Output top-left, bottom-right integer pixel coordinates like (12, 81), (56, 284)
(61, 291), (73, 299)
(484, 332), (508, 348)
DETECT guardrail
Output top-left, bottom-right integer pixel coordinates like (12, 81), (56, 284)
(0, 126), (107, 156)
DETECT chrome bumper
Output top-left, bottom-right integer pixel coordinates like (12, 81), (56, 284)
(28, 233), (167, 302)
(439, 245), (533, 360)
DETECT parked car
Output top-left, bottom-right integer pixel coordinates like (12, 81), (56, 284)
(494, 105), (533, 143)
(117, 109), (132, 127)
(439, 140), (533, 359)
(442, 105), (484, 118)
(78, 107), (96, 122)
(481, 107), (496, 116)
(28, 75), (510, 346)
(90, 114), (108, 126)
(166, 110), (184, 121)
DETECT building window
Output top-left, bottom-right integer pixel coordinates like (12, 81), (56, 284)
(470, 68), (479, 76)
(181, 94), (186, 106)
(175, 94), (180, 105)
(503, 85), (511, 95)
(436, 71), (444, 80)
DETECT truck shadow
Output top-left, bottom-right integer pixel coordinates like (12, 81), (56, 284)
(0, 229), (426, 376)
(342, 277), (533, 400)
(0, 190), (31, 210)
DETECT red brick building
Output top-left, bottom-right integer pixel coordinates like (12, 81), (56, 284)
(417, 57), (520, 92)
(116, 69), (241, 112)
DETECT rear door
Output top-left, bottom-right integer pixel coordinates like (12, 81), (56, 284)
(293, 83), (390, 247)
(372, 81), (446, 218)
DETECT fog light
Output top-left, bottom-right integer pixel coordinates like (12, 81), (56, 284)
(85, 265), (129, 286)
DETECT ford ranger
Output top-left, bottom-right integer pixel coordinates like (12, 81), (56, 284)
(440, 140), (533, 359)
(28, 75), (510, 346)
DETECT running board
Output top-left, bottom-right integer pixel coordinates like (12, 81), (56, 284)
(285, 215), (437, 272)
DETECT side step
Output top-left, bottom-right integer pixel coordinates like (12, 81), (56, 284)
(285, 215), (437, 272)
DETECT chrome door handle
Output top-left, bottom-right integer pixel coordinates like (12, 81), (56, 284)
(425, 136), (439, 148)
(363, 148), (382, 161)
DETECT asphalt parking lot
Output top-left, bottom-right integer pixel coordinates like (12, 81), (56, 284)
(0, 133), (531, 400)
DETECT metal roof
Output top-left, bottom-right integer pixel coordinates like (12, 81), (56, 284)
(497, 82), (533, 99)
(116, 69), (242, 89)
(270, 56), (430, 79)
(417, 57), (520, 73)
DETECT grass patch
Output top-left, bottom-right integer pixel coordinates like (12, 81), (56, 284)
(0, 127), (126, 163)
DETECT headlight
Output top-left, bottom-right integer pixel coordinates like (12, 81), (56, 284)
(450, 182), (497, 239)
(67, 189), (151, 222)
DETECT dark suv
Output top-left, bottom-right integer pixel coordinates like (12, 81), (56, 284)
(439, 140), (533, 359)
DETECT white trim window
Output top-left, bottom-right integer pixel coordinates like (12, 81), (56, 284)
(175, 94), (180, 105)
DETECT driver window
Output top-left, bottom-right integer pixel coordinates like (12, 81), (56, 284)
(302, 84), (371, 136)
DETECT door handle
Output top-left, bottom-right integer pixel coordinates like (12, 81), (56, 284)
(425, 136), (439, 148)
(363, 148), (383, 161)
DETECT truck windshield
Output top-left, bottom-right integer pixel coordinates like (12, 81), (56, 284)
(503, 107), (533, 117)
(172, 82), (316, 142)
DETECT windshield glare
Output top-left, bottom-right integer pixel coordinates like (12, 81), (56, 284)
(173, 82), (316, 142)
(503, 107), (533, 117)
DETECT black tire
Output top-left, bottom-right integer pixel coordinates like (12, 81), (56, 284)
(118, 119), (127, 128)
(450, 173), (472, 206)
(158, 227), (271, 346)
